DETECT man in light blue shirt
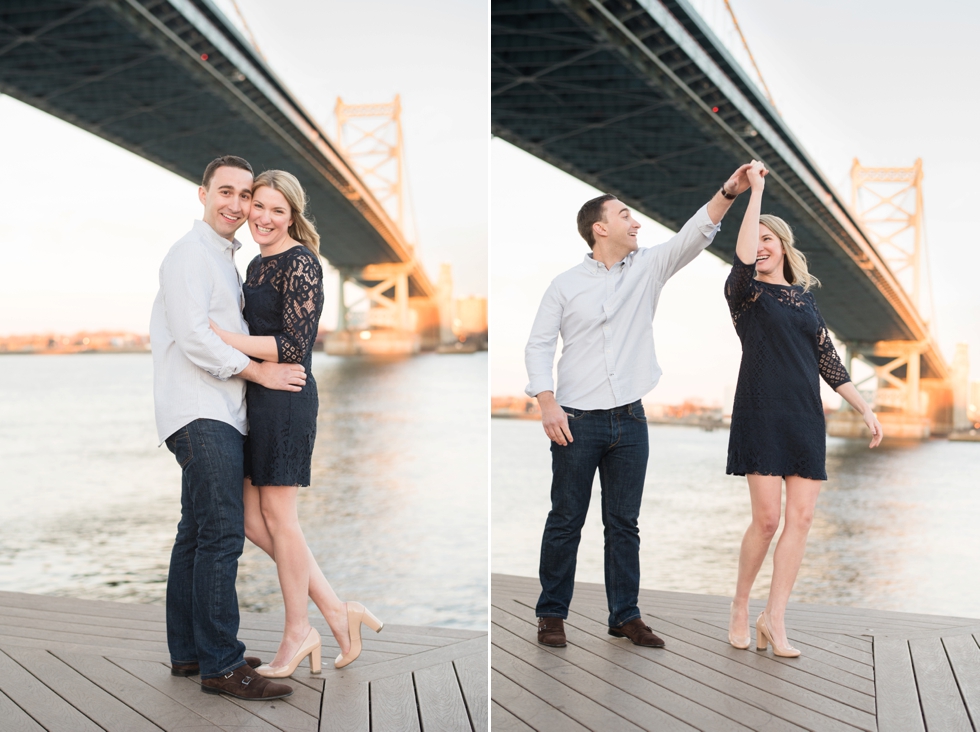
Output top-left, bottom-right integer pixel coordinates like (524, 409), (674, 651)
(151, 155), (305, 700)
(526, 163), (752, 649)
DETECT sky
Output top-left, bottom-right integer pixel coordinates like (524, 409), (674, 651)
(0, 0), (487, 336)
(491, 0), (980, 405)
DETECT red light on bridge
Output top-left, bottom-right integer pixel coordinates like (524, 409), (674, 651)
(200, 53), (209, 61)
(711, 106), (719, 113)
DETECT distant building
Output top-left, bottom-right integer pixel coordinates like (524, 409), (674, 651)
(0, 331), (149, 354)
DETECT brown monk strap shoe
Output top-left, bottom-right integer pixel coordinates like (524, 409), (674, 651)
(608, 618), (665, 648)
(537, 617), (567, 647)
(172, 656), (262, 677)
(200, 664), (293, 700)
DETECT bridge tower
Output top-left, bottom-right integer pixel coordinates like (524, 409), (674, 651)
(832, 159), (948, 437)
(327, 96), (435, 355)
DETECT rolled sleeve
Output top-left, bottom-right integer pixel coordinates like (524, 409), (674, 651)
(162, 246), (250, 380)
(646, 204), (722, 282)
(525, 281), (562, 397)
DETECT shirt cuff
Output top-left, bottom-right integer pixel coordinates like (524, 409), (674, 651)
(228, 350), (251, 378)
(695, 203), (723, 236)
(525, 378), (554, 399)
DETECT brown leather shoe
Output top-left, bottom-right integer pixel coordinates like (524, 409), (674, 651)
(537, 617), (567, 647)
(171, 656), (262, 677)
(200, 664), (293, 700)
(608, 618), (665, 647)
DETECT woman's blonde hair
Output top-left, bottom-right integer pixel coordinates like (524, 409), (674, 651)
(252, 170), (320, 257)
(758, 214), (820, 291)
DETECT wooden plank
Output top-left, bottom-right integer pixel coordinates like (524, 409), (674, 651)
(454, 651), (488, 732)
(415, 661), (472, 731)
(55, 650), (223, 731)
(110, 657), (282, 731)
(329, 635), (486, 684)
(3, 647), (159, 732)
(493, 618), (734, 731)
(945, 634), (980, 728)
(492, 602), (804, 732)
(873, 638), (925, 732)
(490, 700), (534, 731)
(0, 592), (165, 622)
(490, 669), (589, 732)
(319, 681), (368, 732)
(493, 645), (649, 731)
(909, 636), (973, 732)
(371, 672), (421, 732)
(0, 648), (103, 732)
(563, 609), (870, 732)
(0, 689), (45, 732)
(0, 633), (171, 663)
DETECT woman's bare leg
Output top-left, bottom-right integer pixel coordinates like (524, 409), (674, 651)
(730, 474), (783, 639)
(244, 479), (350, 654)
(765, 475), (821, 646)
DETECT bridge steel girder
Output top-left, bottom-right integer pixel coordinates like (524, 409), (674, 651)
(0, 0), (435, 298)
(492, 0), (947, 380)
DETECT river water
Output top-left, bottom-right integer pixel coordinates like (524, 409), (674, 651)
(0, 352), (487, 629)
(493, 419), (980, 619)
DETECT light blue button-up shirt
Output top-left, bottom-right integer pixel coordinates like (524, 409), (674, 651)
(525, 205), (721, 410)
(150, 220), (252, 444)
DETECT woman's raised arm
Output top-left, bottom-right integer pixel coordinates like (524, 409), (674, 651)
(734, 160), (767, 266)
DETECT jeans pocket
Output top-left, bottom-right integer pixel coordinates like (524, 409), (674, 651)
(630, 405), (647, 423)
(167, 429), (194, 468)
(563, 407), (586, 421)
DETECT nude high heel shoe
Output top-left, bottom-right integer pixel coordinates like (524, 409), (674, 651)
(334, 601), (384, 669)
(756, 610), (800, 658)
(255, 627), (322, 678)
(728, 602), (750, 649)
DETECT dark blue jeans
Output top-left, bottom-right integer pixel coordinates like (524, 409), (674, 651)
(165, 418), (247, 679)
(537, 400), (649, 628)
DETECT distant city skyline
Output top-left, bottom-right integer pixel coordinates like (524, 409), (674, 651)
(0, 0), (487, 336)
(491, 0), (980, 405)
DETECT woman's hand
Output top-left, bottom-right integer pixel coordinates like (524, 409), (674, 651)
(209, 318), (232, 346)
(864, 409), (883, 448)
(746, 160), (768, 191)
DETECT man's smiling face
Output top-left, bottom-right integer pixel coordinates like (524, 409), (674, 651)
(599, 199), (641, 253)
(199, 166), (253, 241)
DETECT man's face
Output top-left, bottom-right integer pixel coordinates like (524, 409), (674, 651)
(597, 199), (641, 252)
(198, 166), (253, 240)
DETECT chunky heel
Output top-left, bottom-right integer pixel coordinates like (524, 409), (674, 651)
(335, 601), (384, 669)
(255, 627), (322, 678)
(756, 610), (800, 657)
(363, 608), (384, 633)
(755, 612), (769, 651)
(309, 643), (322, 674)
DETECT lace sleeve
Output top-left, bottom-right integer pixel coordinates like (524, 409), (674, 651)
(275, 251), (323, 364)
(724, 254), (758, 329)
(815, 306), (850, 389)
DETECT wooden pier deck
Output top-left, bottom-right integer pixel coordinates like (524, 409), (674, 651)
(492, 573), (980, 732)
(0, 590), (487, 731)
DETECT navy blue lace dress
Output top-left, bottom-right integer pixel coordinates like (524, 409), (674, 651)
(724, 255), (850, 480)
(242, 246), (323, 487)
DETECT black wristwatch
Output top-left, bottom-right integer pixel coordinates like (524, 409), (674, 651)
(720, 184), (738, 200)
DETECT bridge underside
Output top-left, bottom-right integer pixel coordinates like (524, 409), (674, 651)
(492, 0), (944, 378)
(0, 0), (433, 297)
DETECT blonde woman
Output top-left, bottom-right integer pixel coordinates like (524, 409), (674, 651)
(211, 170), (381, 677)
(725, 161), (882, 657)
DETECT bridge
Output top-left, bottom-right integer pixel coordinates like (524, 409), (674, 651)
(492, 0), (954, 436)
(0, 0), (440, 354)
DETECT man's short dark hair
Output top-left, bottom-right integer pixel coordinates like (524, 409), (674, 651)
(577, 194), (618, 249)
(202, 155), (253, 189)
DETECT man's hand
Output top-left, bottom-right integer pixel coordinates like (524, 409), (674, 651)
(723, 163), (754, 197)
(241, 360), (306, 392)
(745, 159), (768, 191)
(537, 391), (573, 446)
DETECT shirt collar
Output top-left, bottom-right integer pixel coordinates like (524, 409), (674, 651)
(194, 219), (242, 253)
(582, 251), (631, 273)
